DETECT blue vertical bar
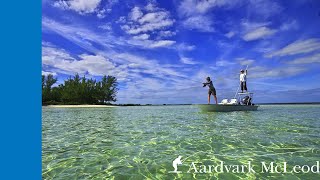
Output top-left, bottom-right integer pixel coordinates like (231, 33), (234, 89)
(0, 0), (41, 179)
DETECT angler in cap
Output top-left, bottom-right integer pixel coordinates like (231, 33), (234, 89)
(203, 77), (218, 104)
(240, 69), (248, 93)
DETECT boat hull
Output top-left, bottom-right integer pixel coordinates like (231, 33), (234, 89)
(197, 104), (259, 112)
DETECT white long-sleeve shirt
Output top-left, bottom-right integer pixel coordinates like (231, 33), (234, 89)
(240, 72), (247, 82)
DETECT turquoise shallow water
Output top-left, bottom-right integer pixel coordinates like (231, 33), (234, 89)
(42, 105), (320, 179)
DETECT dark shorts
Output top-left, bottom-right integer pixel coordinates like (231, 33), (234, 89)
(241, 81), (247, 91)
(208, 88), (216, 96)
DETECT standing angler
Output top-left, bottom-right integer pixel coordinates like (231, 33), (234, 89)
(240, 69), (248, 93)
(203, 77), (218, 104)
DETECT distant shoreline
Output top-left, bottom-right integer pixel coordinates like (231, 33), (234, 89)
(43, 102), (320, 107)
(256, 102), (320, 105)
(45, 105), (117, 108)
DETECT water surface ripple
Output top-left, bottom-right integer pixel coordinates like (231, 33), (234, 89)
(42, 105), (320, 179)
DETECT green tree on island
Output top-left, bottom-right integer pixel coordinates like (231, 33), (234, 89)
(42, 74), (57, 103)
(42, 74), (118, 105)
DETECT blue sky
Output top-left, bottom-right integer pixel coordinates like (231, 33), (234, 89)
(42, 0), (320, 104)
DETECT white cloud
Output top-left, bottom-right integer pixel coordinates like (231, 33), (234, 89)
(266, 39), (320, 57)
(243, 26), (277, 41)
(42, 45), (74, 62)
(176, 43), (196, 51)
(178, 0), (238, 17)
(158, 30), (176, 38)
(129, 6), (143, 21)
(145, 2), (157, 11)
(132, 33), (150, 40)
(177, 0), (241, 33)
(53, 0), (102, 14)
(53, 0), (117, 18)
(99, 23), (112, 31)
(241, 20), (270, 30)
(97, 8), (108, 19)
(249, 66), (306, 78)
(115, 3), (178, 50)
(280, 20), (299, 31)
(288, 53), (320, 64)
(149, 40), (176, 48)
(43, 17), (175, 50)
(182, 15), (214, 32)
(124, 16), (174, 35)
(125, 37), (176, 49)
(236, 58), (255, 66)
(44, 54), (116, 76)
(180, 57), (198, 65)
(42, 45), (128, 78)
(116, 16), (127, 24)
(121, 6), (175, 35)
(216, 60), (236, 67)
(225, 31), (235, 38)
(42, 71), (57, 76)
(246, 0), (282, 18)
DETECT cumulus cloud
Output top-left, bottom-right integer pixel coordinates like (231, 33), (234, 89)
(53, 0), (102, 14)
(42, 45), (128, 79)
(43, 54), (117, 76)
(243, 27), (277, 41)
(52, 0), (117, 18)
(266, 38), (320, 57)
(121, 5), (175, 35)
(117, 3), (177, 49)
(129, 6), (143, 21)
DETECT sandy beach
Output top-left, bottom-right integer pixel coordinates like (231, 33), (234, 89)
(45, 105), (117, 108)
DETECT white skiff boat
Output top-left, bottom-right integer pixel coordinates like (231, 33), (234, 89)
(198, 92), (259, 112)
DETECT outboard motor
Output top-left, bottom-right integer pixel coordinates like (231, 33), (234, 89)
(242, 96), (252, 105)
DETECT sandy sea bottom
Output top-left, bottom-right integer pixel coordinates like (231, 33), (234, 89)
(42, 105), (320, 179)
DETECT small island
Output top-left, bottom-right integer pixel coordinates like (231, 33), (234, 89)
(42, 74), (117, 106)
